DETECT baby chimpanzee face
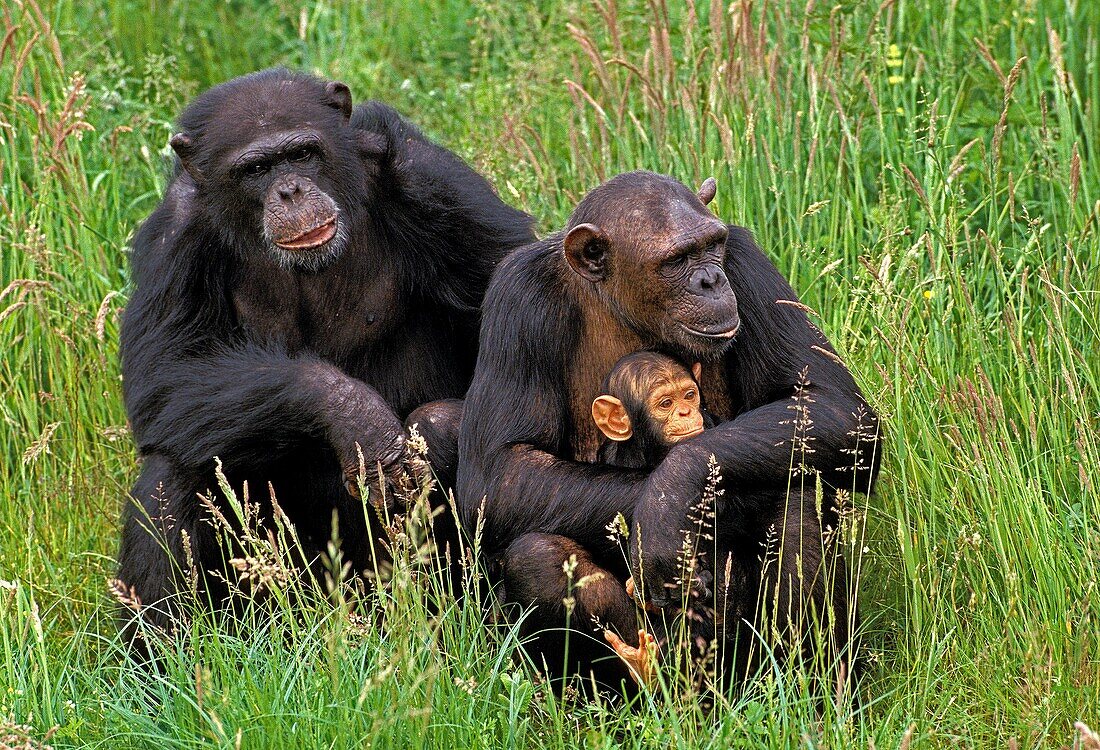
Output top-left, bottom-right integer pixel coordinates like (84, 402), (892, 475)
(644, 365), (704, 444)
(591, 351), (704, 455)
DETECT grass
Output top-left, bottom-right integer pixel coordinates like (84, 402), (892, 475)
(1, 0), (1098, 747)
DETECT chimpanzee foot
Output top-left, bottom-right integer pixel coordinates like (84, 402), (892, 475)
(604, 628), (658, 686)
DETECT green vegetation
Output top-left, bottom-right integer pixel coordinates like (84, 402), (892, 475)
(2, 0), (1098, 747)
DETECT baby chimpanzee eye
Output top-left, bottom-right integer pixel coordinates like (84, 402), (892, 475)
(659, 398), (673, 410)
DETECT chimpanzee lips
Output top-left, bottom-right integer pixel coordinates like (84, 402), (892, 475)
(668, 425), (704, 439)
(679, 319), (740, 339)
(275, 217), (337, 250)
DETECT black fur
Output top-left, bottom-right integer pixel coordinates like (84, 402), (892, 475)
(117, 68), (533, 643)
(457, 171), (880, 688)
(596, 427), (665, 470)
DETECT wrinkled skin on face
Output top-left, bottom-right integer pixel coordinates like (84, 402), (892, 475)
(169, 78), (361, 272)
(563, 174), (740, 362)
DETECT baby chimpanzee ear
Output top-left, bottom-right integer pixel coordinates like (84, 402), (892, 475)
(592, 395), (633, 441)
(691, 362), (703, 382)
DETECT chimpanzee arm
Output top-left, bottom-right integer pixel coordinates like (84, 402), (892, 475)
(631, 227), (881, 604)
(461, 443), (648, 558)
(121, 182), (405, 479)
(459, 363), (649, 558)
(701, 227), (880, 497)
(457, 242), (647, 557)
(124, 342), (406, 476)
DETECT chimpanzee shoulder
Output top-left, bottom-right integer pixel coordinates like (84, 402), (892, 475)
(462, 236), (581, 459)
(347, 100), (534, 312)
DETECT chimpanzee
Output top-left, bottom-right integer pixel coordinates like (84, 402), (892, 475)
(457, 172), (880, 691)
(116, 68), (534, 644)
(593, 352), (709, 470)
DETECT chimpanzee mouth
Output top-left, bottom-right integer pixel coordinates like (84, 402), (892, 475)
(680, 320), (740, 339)
(275, 217), (338, 251)
(668, 425), (705, 440)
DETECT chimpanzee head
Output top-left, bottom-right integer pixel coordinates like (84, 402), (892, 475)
(169, 68), (369, 272)
(592, 351), (705, 465)
(563, 171), (739, 360)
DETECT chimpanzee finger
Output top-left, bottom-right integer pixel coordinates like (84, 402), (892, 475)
(691, 568), (713, 600)
(344, 477), (361, 499)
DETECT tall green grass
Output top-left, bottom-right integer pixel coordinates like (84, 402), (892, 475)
(1, 0), (1097, 747)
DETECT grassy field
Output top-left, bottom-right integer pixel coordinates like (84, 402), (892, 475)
(2, 0), (1099, 747)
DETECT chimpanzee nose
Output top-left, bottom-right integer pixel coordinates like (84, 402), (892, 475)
(690, 264), (729, 297)
(277, 181), (301, 201)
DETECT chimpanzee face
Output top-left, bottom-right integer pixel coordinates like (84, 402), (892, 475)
(169, 71), (364, 272)
(645, 367), (704, 443)
(592, 352), (705, 453)
(563, 172), (740, 360)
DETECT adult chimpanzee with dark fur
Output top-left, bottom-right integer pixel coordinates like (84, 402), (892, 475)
(593, 351), (709, 471)
(458, 172), (880, 690)
(117, 68), (533, 642)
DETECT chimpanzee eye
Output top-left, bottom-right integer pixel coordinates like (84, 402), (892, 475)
(659, 398), (673, 410)
(288, 147), (313, 163)
(244, 162), (269, 177)
(663, 254), (689, 272)
(685, 389), (696, 400)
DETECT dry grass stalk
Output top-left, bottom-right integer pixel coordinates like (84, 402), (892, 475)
(1070, 142), (1081, 204)
(992, 56), (1027, 167)
(1076, 722), (1100, 750)
(94, 290), (121, 341)
(0, 718), (56, 750)
(973, 36), (1006, 84)
(947, 138), (981, 184)
(21, 422), (59, 465)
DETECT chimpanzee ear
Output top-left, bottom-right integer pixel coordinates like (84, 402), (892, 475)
(564, 223), (610, 283)
(356, 131), (389, 160)
(325, 81), (353, 120)
(697, 177), (717, 206)
(169, 133), (203, 182)
(691, 362), (703, 382)
(592, 395), (633, 442)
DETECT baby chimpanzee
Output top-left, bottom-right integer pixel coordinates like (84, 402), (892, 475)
(592, 351), (709, 470)
(589, 351), (711, 679)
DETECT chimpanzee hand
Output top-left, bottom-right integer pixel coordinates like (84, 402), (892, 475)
(333, 420), (408, 510)
(628, 441), (712, 609)
(318, 371), (421, 511)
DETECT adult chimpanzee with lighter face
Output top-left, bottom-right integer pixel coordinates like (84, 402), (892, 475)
(593, 352), (708, 471)
(117, 68), (534, 643)
(458, 171), (880, 690)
